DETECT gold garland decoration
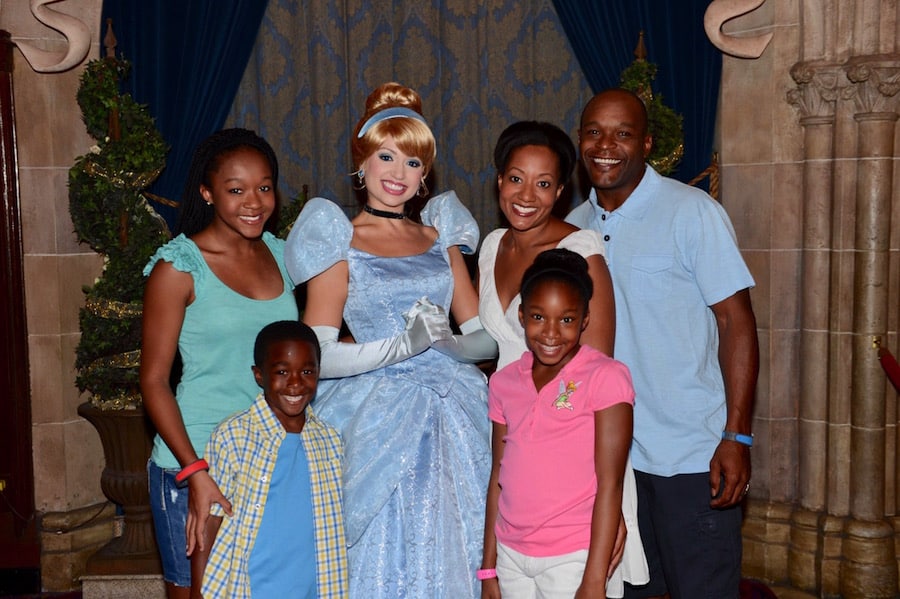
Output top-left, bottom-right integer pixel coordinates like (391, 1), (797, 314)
(82, 158), (164, 190)
(83, 297), (143, 409)
(84, 349), (141, 373)
(84, 349), (142, 409)
(90, 391), (143, 411)
(85, 297), (143, 319)
(651, 142), (684, 179)
(84, 349), (142, 410)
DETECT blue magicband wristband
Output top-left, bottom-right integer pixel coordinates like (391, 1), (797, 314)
(722, 430), (753, 447)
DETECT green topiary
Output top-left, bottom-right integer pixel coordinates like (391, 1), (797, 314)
(619, 34), (684, 176)
(69, 56), (170, 409)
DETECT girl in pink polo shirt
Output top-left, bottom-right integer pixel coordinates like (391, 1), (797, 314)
(480, 248), (635, 598)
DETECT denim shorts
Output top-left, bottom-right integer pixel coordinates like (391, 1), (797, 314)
(148, 460), (191, 587)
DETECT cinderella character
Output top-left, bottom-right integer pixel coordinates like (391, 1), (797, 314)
(284, 82), (496, 598)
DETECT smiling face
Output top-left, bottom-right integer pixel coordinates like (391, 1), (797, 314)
(200, 147), (276, 240)
(361, 135), (425, 214)
(497, 144), (564, 232)
(519, 279), (589, 378)
(253, 339), (319, 433)
(578, 90), (653, 211)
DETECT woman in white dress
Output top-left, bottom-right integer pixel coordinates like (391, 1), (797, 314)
(477, 121), (649, 597)
(478, 121), (615, 368)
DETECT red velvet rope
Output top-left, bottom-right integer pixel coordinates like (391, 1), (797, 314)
(879, 347), (900, 393)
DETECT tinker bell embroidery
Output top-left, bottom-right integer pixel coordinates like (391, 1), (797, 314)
(553, 380), (581, 410)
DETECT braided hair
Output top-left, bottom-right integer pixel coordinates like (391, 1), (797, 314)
(520, 248), (593, 313)
(176, 128), (279, 237)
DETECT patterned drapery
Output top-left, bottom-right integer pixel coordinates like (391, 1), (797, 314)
(226, 0), (593, 233)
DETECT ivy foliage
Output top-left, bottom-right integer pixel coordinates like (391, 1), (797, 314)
(69, 57), (170, 409)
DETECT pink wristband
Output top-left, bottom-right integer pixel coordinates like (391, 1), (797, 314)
(174, 458), (209, 487)
(477, 568), (497, 580)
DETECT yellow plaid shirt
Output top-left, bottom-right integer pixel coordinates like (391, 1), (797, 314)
(201, 393), (347, 597)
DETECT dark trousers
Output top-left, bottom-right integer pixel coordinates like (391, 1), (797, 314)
(623, 470), (743, 599)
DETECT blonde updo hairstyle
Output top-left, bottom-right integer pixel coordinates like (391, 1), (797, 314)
(351, 82), (436, 177)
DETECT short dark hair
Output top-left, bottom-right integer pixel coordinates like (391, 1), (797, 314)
(493, 121), (577, 185)
(176, 128), (279, 237)
(581, 88), (649, 135)
(253, 320), (320, 367)
(520, 248), (592, 311)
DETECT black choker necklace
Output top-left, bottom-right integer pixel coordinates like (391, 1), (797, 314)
(363, 204), (405, 220)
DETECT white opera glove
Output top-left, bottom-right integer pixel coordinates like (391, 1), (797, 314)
(311, 305), (451, 379)
(403, 296), (453, 341)
(431, 315), (499, 363)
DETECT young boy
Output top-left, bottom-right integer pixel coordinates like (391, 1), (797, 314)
(193, 320), (347, 598)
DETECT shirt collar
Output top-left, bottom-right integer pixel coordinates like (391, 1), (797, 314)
(250, 393), (325, 439)
(587, 164), (659, 221)
(250, 393), (286, 439)
(514, 345), (592, 382)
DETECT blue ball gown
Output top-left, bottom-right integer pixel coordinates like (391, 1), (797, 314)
(285, 192), (491, 598)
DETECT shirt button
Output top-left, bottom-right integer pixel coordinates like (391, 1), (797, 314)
(604, 235), (610, 242)
(254, 503), (261, 510)
(601, 214), (607, 220)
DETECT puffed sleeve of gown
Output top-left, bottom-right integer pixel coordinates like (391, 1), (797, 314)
(283, 197), (353, 286)
(419, 190), (479, 255)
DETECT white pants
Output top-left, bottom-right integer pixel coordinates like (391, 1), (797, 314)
(495, 458), (646, 599)
(497, 541), (589, 599)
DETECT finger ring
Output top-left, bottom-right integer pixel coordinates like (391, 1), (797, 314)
(743, 482), (750, 494)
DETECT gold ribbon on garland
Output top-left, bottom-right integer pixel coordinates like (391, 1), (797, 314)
(85, 297), (143, 319)
(83, 297), (144, 409)
(90, 391), (143, 411)
(83, 349), (141, 374)
(82, 158), (163, 190)
(84, 348), (143, 410)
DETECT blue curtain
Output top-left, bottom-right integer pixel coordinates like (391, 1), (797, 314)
(100, 1), (269, 227)
(550, 1), (721, 185)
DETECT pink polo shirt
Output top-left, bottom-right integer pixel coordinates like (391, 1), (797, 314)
(488, 345), (634, 557)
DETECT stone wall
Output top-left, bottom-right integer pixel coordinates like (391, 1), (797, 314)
(1, 0), (113, 591)
(721, 2), (900, 597)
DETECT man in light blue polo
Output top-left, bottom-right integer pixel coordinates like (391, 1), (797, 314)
(566, 88), (759, 599)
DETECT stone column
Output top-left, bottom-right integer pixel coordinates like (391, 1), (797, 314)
(786, 61), (842, 592)
(840, 54), (900, 599)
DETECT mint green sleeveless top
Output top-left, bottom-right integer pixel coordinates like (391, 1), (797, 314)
(143, 232), (299, 468)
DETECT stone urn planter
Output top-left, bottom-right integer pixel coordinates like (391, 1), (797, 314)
(78, 402), (161, 575)
(67, 46), (169, 579)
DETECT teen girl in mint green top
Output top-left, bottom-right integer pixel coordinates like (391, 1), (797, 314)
(143, 231), (297, 469)
(140, 129), (297, 598)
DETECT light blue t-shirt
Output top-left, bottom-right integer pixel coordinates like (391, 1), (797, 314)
(566, 166), (755, 476)
(249, 432), (316, 598)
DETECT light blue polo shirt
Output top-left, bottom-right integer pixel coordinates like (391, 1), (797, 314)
(566, 166), (755, 476)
